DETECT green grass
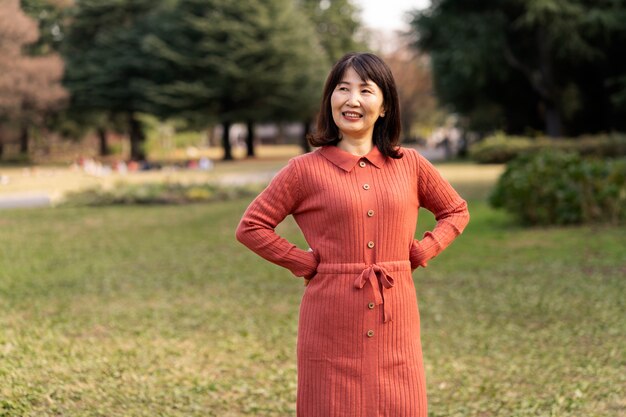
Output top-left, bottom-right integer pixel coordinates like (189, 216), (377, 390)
(0, 187), (624, 415)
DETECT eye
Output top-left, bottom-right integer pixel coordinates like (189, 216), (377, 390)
(362, 89), (373, 94)
(338, 86), (349, 91)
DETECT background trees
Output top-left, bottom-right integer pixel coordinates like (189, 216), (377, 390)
(0, 0), (67, 157)
(410, 0), (626, 137)
(144, 0), (328, 160)
(61, 0), (168, 161)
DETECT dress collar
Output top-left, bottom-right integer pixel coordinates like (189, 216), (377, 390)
(318, 145), (386, 172)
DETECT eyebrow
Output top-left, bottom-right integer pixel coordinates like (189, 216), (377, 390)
(337, 80), (375, 87)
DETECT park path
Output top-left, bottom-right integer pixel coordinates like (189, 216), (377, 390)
(0, 147), (446, 209)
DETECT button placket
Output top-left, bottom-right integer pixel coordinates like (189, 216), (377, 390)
(355, 156), (376, 267)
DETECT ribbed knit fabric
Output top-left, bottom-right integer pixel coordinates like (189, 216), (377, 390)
(236, 145), (470, 417)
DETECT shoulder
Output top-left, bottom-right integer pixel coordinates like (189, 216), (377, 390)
(398, 146), (420, 160)
(389, 146), (422, 168)
(287, 148), (326, 170)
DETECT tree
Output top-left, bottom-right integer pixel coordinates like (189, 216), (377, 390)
(384, 39), (438, 142)
(21, 0), (72, 54)
(146, 0), (327, 159)
(0, 0), (67, 157)
(62, 0), (167, 161)
(411, 0), (626, 137)
(299, 0), (364, 62)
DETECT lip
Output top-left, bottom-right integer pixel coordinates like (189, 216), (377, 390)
(342, 111), (363, 120)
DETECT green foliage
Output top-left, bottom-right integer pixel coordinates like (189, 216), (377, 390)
(410, 0), (626, 136)
(299, 0), (365, 62)
(469, 133), (536, 164)
(470, 133), (626, 163)
(145, 0), (328, 123)
(490, 151), (626, 225)
(20, 0), (72, 54)
(62, 181), (259, 206)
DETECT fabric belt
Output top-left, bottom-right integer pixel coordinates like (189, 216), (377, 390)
(316, 260), (411, 324)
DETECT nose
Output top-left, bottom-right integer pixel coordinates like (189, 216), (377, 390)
(346, 91), (360, 107)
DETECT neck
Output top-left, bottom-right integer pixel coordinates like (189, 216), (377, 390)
(337, 136), (374, 156)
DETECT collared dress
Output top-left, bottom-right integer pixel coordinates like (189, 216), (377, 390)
(236, 145), (470, 417)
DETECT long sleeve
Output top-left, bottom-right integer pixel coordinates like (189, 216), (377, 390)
(235, 159), (319, 278)
(410, 152), (470, 269)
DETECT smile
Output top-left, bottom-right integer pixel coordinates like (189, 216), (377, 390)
(342, 112), (363, 119)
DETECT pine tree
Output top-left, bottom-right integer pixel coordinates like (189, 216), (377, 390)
(411, 0), (626, 136)
(62, 0), (166, 161)
(146, 0), (327, 159)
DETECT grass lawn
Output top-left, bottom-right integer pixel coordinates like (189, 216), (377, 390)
(0, 168), (624, 416)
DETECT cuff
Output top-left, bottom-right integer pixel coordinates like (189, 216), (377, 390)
(300, 247), (320, 279)
(409, 239), (429, 270)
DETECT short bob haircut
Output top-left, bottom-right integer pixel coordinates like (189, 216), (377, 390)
(309, 52), (403, 159)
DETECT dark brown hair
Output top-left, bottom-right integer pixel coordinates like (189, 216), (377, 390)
(309, 52), (403, 159)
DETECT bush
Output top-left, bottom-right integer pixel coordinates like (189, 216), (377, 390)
(490, 151), (626, 225)
(62, 182), (260, 206)
(470, 133), (626, 164)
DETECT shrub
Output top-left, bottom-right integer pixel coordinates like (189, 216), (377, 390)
(470, 133), (626, 164)
(62, 182), (260, 206)
(490, 151), (626, 225)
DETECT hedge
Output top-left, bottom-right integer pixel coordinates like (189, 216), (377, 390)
(62, 182), (260, 206)
(490, 151), (626, 225)
(470, 133), (626, 164)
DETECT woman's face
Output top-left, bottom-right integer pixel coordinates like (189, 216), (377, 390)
(330, 66), (385, 142)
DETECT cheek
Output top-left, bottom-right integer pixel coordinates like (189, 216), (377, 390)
(330, 93), (342, 110)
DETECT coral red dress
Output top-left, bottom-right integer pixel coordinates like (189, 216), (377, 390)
(236, 145), (469, 417)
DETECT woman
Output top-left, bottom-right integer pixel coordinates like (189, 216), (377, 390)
(236, 52), (470, 417)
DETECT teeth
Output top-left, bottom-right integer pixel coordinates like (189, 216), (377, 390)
(344, 112), (361, 117)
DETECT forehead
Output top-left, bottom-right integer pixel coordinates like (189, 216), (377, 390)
(338, 66), (377, 86)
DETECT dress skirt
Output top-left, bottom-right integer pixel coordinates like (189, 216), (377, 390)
(296, 260), (427, 417)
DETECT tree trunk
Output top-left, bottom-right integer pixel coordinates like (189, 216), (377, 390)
(246, 120), (255, 158)
(97, 127), (110, 156)
(19, 125), (29, 155)
(544, 104), (562, 138)
(128, 113), (146, 161)
(537, 27), (562, 137)
(222, 121), (233, 161)
(301, 119), (312, 153)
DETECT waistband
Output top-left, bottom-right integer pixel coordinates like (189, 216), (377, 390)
(317, 260), (411, 274)
(316, 260), (410, 324)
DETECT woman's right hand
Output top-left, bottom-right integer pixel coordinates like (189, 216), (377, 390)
(304, 247), (319, 286)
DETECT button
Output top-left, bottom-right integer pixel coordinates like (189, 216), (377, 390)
(367, 210), (374, 217)
(366, 330), (374, 337)
(359, 161), (366, 168)
(367, 241), (375, 248)
(363, 184), (370, 190)
(368, 302), (375, 309)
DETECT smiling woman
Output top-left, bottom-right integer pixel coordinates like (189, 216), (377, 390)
(236, 52), (470, 417)
(331, 67), (386, 144)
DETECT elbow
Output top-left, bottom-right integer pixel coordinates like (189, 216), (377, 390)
(459, 200), (471, 232)
(235, 220), (248, 244)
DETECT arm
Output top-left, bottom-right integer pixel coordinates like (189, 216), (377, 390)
(235, 159), (318, 278)
(410, 153), (470, 269)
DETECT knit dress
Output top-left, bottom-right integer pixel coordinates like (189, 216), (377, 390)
(235, 144), (470, 417)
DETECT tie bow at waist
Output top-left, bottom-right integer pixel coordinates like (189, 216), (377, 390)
(315, 261), (411, 324)
(355, 264), (395, 323)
